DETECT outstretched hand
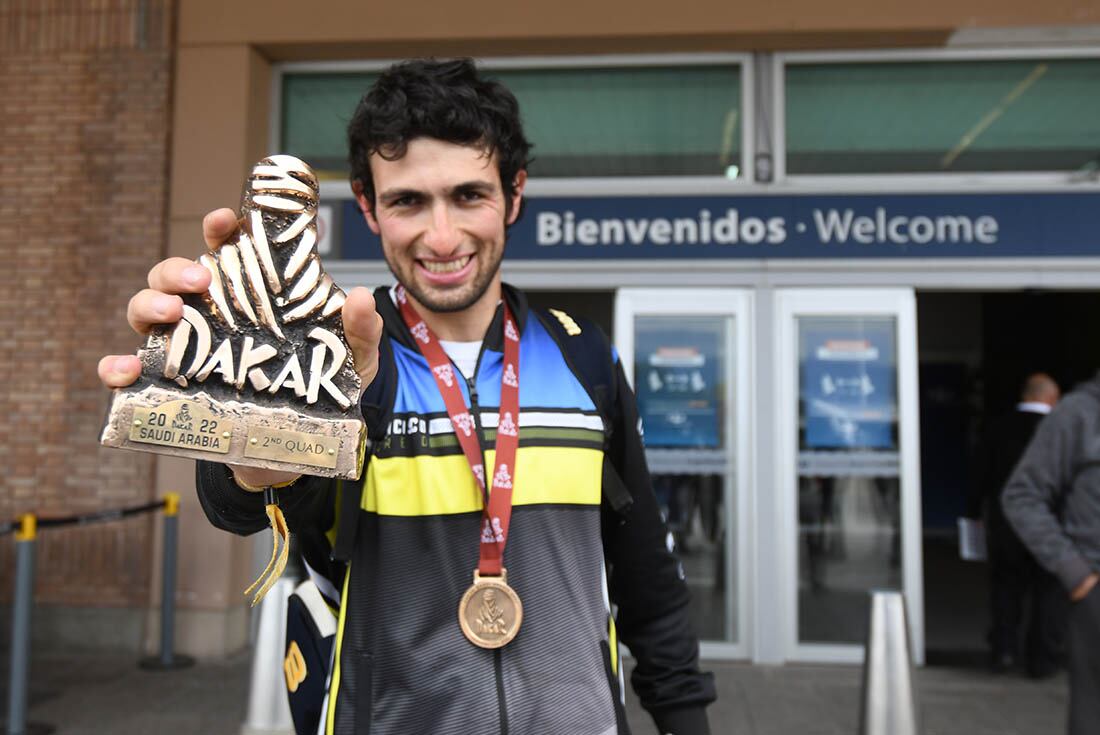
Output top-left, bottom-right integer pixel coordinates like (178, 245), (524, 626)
(97, 208), (235, 388)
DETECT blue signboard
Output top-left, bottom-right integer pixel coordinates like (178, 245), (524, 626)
(341, 192), (1100, 260)
(634, 318), (724, 448)
(801, 319), (897, 450)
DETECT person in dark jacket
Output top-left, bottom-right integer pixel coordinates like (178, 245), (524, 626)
(968, 373), (1063, 675)
(98, 58), (715, 735)
(1003, 373), (1100, 735)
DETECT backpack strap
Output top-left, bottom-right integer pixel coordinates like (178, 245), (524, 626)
(536, 308), (633, 515)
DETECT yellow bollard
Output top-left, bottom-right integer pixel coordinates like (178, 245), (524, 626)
(164, 492), (180, 517)
(14, 513), (36, 542)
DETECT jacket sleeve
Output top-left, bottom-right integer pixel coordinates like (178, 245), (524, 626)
(1001, 398), (1093, 592)
(603, 357), (716, 735)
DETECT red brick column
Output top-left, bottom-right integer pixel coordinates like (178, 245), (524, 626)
(0, 0), (175, 614)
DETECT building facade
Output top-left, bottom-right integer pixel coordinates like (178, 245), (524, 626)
(4, 0), (1099, 662)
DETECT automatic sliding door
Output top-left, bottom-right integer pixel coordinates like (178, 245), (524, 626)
(777, 290), (923, 663)
(615, 290), (752, 658)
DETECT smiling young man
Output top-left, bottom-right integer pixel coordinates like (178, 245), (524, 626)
(99, 58), (715, 735)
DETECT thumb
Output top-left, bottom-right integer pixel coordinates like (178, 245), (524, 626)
(342, 287), (384, 388)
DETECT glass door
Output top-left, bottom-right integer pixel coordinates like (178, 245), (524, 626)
(775, 289), (924, 664)
(614, 289), (753, 658)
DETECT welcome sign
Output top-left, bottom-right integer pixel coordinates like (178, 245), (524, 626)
(339, 191), (1100, 260)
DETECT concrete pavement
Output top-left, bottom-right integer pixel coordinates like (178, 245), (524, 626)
(4, 649), (1066, 735)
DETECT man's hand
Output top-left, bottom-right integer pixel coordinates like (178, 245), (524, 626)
(1071, 572), (1099, 602)
(97, 208), (235, 388)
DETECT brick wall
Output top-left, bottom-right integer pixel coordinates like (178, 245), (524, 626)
(0, 0), (175, 608)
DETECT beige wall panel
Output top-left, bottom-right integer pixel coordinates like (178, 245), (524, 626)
(180, 0), (1098, 49)
(167, 217), (206, 261)
(171, 45), (271, 221)
(144, 606), (251, 658)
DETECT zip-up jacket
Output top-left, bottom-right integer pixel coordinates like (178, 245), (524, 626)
(1003, 372), (1100, 592)
(196, 284), (716, 735)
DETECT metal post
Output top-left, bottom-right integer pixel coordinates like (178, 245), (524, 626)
(6, 515), (36, 735)
(241, 577), (295, 735)
(140, 493), (194, 670)
(859, 590), (919, 735)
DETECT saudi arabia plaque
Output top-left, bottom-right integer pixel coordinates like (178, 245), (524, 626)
(100, 155), (366, 479)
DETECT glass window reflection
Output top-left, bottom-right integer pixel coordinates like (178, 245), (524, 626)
(634, 316), (737, 643)
(797, 316), (902, 644)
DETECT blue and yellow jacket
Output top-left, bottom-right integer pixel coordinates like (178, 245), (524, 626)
(197, 285), (715, 735)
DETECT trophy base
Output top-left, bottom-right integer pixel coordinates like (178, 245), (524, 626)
(100, 385), (366, 480)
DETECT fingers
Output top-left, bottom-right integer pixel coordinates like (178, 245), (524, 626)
(227, 464), (302, 492)
(127, 288), (185, 334)
(203, 208), (240, 251)
(102, 208), (236, 391)
(147, 257), (211, 293)
(342, 287), (385, 387)
(98, 354), (142, 388)
(136, 257), (211, 334)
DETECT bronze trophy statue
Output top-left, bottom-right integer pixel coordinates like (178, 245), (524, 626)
(102, 155), (365, 480)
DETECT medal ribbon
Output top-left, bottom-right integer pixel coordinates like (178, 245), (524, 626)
(395, 286), (520, 577)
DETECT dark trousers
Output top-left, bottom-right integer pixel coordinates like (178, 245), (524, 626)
(1068, 585), (1100, 735)
(988, 513), (1066, 675)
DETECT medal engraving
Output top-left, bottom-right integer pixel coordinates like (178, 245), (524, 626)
(459, 570), (523, 649)
(129, 400), (230, 455)
(101, 155), (366, 478)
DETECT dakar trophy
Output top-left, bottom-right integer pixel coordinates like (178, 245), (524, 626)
(101, 155), (366, 481)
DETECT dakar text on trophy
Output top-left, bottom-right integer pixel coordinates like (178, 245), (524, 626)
(101, 155), (366, 479)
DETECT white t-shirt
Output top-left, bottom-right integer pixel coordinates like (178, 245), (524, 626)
(388, 285), (484, 380)
(439, 340), (482, 381)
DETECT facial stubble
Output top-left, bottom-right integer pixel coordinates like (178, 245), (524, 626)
(383, 238), (505, 315)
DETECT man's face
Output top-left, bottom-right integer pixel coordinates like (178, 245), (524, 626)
(356, 138), (526, 315)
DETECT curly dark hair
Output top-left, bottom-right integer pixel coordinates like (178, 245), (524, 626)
(347, 58), (532, 214)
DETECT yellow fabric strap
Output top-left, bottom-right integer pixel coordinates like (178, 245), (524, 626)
(243, 502), (291, 607)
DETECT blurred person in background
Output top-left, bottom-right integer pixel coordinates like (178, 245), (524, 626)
(1003, 371), (1100, 735)
(968, 372), (1064, 675)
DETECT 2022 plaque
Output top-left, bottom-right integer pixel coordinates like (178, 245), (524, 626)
(101, 155), (366, 479)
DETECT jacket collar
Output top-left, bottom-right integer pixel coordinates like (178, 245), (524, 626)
(374, 282), (529, 354)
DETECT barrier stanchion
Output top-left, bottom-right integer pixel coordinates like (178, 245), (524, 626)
(241, 577), (295, 735)
(5, 514), (54, 735)
(2, 496), (182, 731)
(859, 590), (919, 735)
(140, 493), (194, 671)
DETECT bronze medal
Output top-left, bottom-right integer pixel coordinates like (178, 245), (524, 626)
(458, 569), (523, 649)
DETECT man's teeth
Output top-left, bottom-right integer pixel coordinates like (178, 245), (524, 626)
(423, 255), (472, 274)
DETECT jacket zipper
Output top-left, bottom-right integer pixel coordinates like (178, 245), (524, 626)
(494, 649), (509, 735)
(464, 342), (510, 735)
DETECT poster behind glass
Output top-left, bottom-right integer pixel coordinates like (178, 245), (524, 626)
(634, 316), (725, 449)
(800, 318), (897, 451)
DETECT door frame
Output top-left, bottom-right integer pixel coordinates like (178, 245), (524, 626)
(614, 288), (756, 660)
(774, 288), (925, 664)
